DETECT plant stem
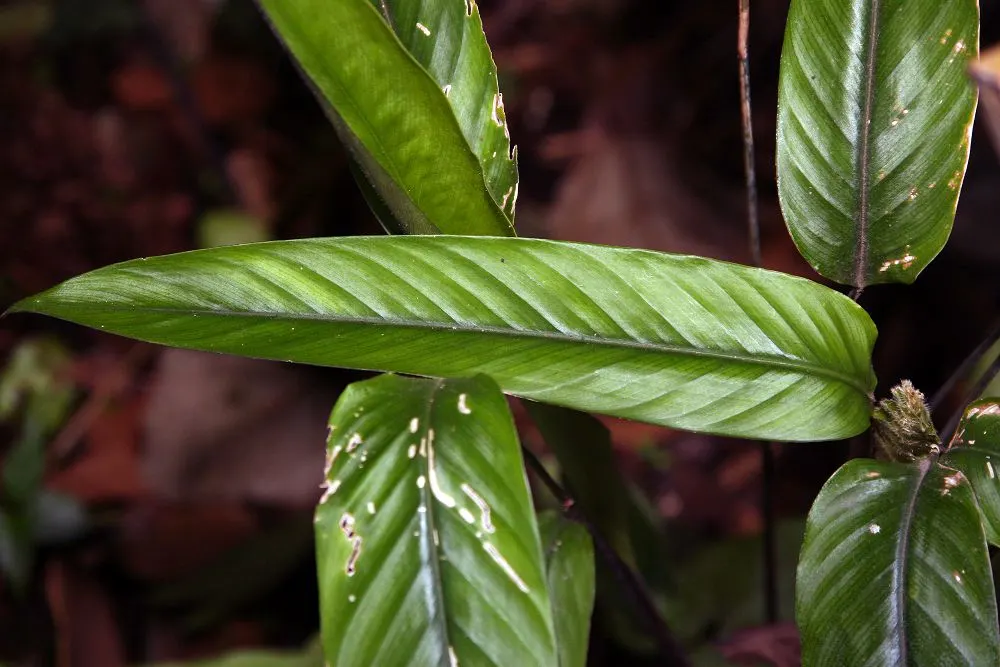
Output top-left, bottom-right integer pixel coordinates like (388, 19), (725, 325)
(739, 0), (779, 624)
(520, 445), (689, 667)
(738, 0), (761, 268)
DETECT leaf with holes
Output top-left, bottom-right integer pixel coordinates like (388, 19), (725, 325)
(538, 512), (594, 667)
(257, 0), (513, 236)
(9, 236), (878, 441)
(941, 398), (1000, 545)
(777, 0), (979, 287)
(371, 0), (518, 220)
(315, 374), (557, 666)
(797, 458), (1000, 664)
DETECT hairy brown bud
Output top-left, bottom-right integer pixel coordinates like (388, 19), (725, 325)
(872, 380), (940, 462)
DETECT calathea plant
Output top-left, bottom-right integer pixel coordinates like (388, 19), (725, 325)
(4, 0), (996, 664)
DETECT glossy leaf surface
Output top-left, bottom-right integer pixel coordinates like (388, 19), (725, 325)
(11, 236), (877, 441)
(798, 458), (1000, 665)
(942, 398), (1000, 545)
(777, 0), (979, 287)
(538, 512), (595, 667)
(373, 0), (517, 220)
(314, 374), (556, 666)
(257, 0), (512, 236)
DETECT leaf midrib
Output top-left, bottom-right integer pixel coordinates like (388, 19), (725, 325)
(853, 0), (882, 288)
(892, 458), (933, 664)
(416, 379), (453, 667)
(44, 303), (871, 396)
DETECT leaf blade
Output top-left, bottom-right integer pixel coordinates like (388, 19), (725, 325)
(374, 0), (518, 220)
(315, 374), (557, 666)
(537, 512), (594, 667)
(776, 0), (979, 286)
(941, 398), (1000, 545)
(11, 236), (877, 442)
(797, 458), (1000, 664)
(257, 0), (513, 236)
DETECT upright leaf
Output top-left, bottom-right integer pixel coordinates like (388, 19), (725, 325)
(777, 0), (979, 287)
(371, 0), (518, 220)
(315, 374), (557, 666)
(538, 512), (595, 667)
(257, 0), (513, 236)
(797, 458), (1000, 665)
(10, 236), (878, 442)
(941, 398), (1000, 545)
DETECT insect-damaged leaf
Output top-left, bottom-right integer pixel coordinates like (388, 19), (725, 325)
(797, 458), (1000, 665)
(941, 398), (1000, 545)
(315, 374), (557, 666)
(256, 0), (513, 236)
(370, 0), (518, 221)
(777, 0), (979, 287)
(10, 236), (878, 442)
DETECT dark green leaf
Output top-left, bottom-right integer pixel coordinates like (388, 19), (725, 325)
(538, 512), (594, 667)
(315, 374), (557, 666)
(777, 0), (979, 287)
(372, 0), (518, 220)
(12, 237), (876, 441)
(941, 398), (1000, 545)
(525, 404), (638, 565)
(797, 458), (1000, 664)
(256, 0), (512, 236)
(10, 236), (878, 441)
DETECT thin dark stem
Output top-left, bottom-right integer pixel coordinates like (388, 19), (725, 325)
(849, 286), (865, 302)
(941, 352), (1000, 445)
(738, 0), (761, 268)
(521, 446), (689, 667)
(930, 319), (1000, 417)
(137, 9), (236, 206)
(738, 0), (779, 625)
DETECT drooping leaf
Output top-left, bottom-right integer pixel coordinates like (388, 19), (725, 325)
(10, 236), (878, 442)
(797, 458), (1000, 664)
(777, 0), (979, 287)
(941, 398), (1000, 545)
(315, 374), (557, 666)
(371, 0), (518, 220)
(538, 511), (595, 667)
(256, 0), (513, 236)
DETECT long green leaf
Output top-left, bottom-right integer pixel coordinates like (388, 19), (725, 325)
(537, 512), (594, 667)
(777, 0), (979, 287)
(315, 374), (557, 666)
(9, 236), (877, 442)
(256, 0), (513, 236)
(942, 398), (1000, 545)
(371, 0), (518, 220)
(797, 458), (1000, 664)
